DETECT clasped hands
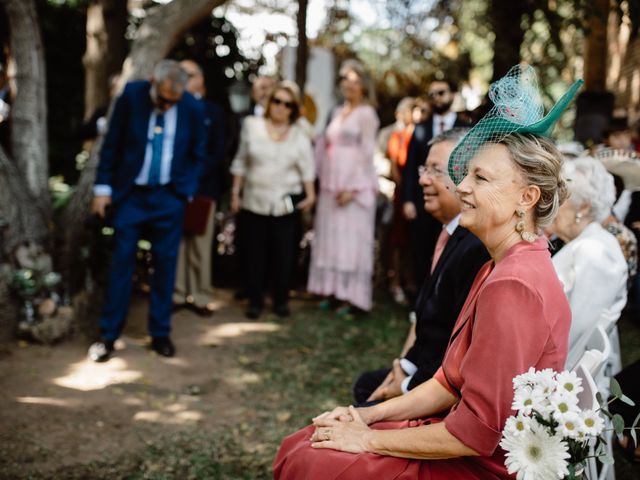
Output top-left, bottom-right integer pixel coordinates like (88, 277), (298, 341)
(310, 405), (374, 454)
(367, 358), (408, 402)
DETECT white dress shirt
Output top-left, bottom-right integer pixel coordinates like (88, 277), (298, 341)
(94, 105), (178, 197)
(431, 111), (457, 138)
(552, 222), (628, 368)
(230, 116), (315, 216)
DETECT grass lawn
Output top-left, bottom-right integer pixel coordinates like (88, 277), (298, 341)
(40, 297), (640, 479)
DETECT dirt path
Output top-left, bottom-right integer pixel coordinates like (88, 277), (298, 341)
(0, 289), (280, 478)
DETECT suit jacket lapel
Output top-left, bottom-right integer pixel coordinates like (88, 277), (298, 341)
(417, 226), (467, 305)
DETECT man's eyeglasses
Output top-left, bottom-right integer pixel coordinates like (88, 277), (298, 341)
(428, 89), (450, 99)
(418, 164), (446, 178)
(271, 97), (295, 109)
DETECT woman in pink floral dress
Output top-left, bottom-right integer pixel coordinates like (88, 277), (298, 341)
(307, 60), (380, 313)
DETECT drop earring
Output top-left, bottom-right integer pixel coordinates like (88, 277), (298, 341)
(515, 209), (537, 243)
(575, 212), (583, 224)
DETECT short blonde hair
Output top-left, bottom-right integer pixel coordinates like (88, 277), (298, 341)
(264, 81), (302, 124)
(498, 134), (569, 229)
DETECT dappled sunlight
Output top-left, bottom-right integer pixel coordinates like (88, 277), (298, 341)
(133, 404), (204, 425)
(53, 357), (142, 391)
(199, 321), (281, 345)
(227, 371), (261, 386)
(15, 396), (81, 408)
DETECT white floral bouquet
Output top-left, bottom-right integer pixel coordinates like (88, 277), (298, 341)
(500, 367), (638, 480)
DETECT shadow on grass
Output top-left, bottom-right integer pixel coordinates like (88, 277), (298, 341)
(8, 296), (640, 480)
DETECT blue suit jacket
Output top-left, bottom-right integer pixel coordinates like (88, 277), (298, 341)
(96, 80), (207, 205)
(196, 100), (226, 201)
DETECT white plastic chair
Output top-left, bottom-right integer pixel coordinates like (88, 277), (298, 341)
(599, 310), (622, 378)
(573, 363), (601, 480)
(579, 324), (612, 394)
(573, 352), (616, 480)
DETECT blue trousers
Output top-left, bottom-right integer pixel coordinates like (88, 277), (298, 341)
(99, 186), (185, 341)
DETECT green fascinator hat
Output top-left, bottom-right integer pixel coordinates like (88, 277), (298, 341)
(448, 64), (584, 184)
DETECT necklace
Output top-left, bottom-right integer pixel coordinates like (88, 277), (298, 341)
(266, 119), (290, 142)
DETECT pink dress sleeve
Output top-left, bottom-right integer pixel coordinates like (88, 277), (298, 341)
(443, 277), (552, 456)
(351, 105), (379, 208)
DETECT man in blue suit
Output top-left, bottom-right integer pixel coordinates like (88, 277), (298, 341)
(89, 59), (207, 362)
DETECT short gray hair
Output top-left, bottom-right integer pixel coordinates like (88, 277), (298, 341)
(429, 127), (470, 146)
(153, 59), (189, 92)
(562, 156), (616, 222)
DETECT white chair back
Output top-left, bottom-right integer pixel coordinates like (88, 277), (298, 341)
(572, 357), (616, 480)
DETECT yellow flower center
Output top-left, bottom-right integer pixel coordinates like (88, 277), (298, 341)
(585, 418), (594, 427)
(558, 403), (568, 413)
(565, 421), (575, 430)
(527, 445), (541, 460)
(516, 421), (525, 431)
(563, 382), (574, 391)
(524, 399), (532, 406)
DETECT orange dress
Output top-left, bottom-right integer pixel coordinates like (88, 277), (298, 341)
(387, 128), (414, 248)
(274, 238), (571, 479)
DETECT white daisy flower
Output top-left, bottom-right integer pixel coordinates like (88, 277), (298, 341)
(549, 390), (579, 419)
(512, 385), (546, 415)
(579, 409), (605, 436)
(504, 413), (533, 437)
(513, 367), (538, 389)
(557, 411), (583, 439)
(501, 424), (570, 480)
(555, 371), (583, 396)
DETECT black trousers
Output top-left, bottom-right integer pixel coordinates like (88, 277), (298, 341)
(352, 368), (392, 405)
(241, 209), (296, 309)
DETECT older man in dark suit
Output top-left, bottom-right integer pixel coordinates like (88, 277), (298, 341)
(89, 59), (207, 362)
(353, 128), (489, 403)
(401, 80), (471, 289)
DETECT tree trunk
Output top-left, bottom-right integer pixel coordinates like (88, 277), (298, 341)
(0, 0), (49, 209)
(0, 146), (48, 253)
(121, 0), (226, 81)
(62, 0), (227, 295)
(295, 0), (309, 94)
(584, 0), (610, 91)
(490, 0), (526, 81)
(82, 0), (128, 119)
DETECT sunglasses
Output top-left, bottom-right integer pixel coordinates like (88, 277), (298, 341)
(428, 89), (450, 98)
(271, 97), (295, 109)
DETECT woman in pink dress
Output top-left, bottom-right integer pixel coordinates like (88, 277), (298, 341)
(307, 60), (379, 313)
(275, 67), (581, 479)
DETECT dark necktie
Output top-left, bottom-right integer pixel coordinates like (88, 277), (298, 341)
(440, 120), (446, 134)
(148, 113), (164, 186)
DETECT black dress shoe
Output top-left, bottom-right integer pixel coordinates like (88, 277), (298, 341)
(245, 304), (262, 319)
(88, 339), (114, 362)
(150, 337), (175, 357)
(273, 304), (290, 317)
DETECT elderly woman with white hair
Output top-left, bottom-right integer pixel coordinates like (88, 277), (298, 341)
(550, 156), (628, 368)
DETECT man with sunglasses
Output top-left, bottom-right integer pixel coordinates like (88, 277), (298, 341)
(400, 79), (471, 292)
(89, 59), (207, 362)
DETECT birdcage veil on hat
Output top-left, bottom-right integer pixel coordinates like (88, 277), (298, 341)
(448, 65), (584, 184)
